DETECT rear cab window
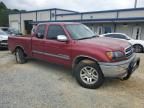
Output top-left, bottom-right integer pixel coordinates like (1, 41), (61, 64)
(35, 24), (46, 39)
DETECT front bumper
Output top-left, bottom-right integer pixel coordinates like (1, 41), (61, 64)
(99, 54), (140, 79)
(0, 40), (8, 48)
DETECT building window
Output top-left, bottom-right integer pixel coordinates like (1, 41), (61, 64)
(90, 16), (93, 19)
(51, 13), (55, 18)
(104, 27), (112, 33)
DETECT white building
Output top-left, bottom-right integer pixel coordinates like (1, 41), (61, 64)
(9, 8), (144, 40)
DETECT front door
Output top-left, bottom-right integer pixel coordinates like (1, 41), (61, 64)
(132, 26), (141, 40)
(44, 24), (72, 66)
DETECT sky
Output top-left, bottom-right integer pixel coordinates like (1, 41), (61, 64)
(1, 0), (144, 12)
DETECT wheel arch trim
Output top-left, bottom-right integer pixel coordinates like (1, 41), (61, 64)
(133, 43), (143, 47)
(133, 44), (144, 52)
(14, 45), (26, 54)
(72, 55), (99, 68)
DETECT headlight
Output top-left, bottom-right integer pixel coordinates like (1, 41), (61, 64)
(106, 51), (125, 61)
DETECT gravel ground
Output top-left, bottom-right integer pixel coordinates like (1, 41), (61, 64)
(0, 50), (144, 108)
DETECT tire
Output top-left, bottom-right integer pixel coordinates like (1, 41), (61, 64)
(15, 48), (26, 64)
(75, 60), (104, 89)
(133, 44), (143, 53)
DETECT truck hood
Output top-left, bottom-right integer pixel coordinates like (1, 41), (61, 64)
(0, 35), (8, 40)
(77, 37), (130, 51)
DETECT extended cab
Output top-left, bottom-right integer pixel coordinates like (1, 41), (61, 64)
(8, 22), (140, 89)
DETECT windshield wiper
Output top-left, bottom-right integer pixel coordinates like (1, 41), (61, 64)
(78, 37), (92, 40)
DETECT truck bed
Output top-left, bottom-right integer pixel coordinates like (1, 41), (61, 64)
(8, 35), (32, 56)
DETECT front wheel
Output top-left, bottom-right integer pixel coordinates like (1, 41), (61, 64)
(15, 48), (26, 64)
(75, 60), (104, 89)
(133, 44), (143, 53)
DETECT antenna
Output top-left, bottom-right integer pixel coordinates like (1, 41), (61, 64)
(134, 0), (138, 8)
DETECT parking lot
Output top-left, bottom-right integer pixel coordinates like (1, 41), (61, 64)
(0, 50), (144, 108)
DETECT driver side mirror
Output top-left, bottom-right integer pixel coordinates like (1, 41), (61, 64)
(57, 35), (68, 42)
(36, 33), (44, 39)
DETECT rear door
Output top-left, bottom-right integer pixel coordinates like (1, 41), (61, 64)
(32, 24), (46, 59)
(44, 24), (72, 66)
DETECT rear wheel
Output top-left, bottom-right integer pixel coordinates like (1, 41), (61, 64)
(133, 44), (143, 53)
(15, 48), (26, 64)
(75, 60), (104, 89)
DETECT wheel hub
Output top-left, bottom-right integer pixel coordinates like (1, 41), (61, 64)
(80, 66), (98, 84)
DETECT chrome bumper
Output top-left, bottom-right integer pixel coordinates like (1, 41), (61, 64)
(99, 54), (140, 78)
(0, 40), (8, 48)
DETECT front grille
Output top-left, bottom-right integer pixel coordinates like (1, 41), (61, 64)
(1, 40), (7, 43)
(125, 46), (133, 58)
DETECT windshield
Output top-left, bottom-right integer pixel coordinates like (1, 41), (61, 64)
(0, 30), (7, 35)
(104, 33), (131, 40)
(124, 34), (131, 40)
(66, 24), (95, 40)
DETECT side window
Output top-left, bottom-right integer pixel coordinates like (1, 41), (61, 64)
(116, 34), (127, 39)
(105, 34), (127, 39)
(104, 34), (112, 38)
(47, 25), (66, 40)
(36, 25), (45, 39)
(111, 34), (126, 39)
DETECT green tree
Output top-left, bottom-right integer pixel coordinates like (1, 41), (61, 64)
(0, 1), (8, 26)
(0, 1), (7, 10)
(0, 1), (26, 26)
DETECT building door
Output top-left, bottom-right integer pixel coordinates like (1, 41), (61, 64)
(132, 26), (141, 40)
(24, 20), (33, 34)
(97, 26), (103, 35)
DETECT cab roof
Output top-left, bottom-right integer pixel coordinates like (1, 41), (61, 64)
(37, 22), (81, 26)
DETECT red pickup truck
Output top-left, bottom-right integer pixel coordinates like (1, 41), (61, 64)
(8, 22), (140, 89)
